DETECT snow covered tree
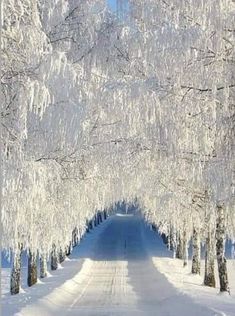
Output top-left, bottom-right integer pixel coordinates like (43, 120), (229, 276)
(2, 0), (234, 295)
(216, 204), (230, 293)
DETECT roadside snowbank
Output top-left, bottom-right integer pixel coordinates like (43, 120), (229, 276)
(151, 246), (235, 316)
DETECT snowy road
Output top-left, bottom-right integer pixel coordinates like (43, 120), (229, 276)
(5, 215), (217, 316)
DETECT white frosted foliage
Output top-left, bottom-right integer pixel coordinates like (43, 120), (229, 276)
(1, 0), (234, 293)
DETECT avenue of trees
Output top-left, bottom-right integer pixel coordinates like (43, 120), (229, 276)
(1, 0), (234, 295)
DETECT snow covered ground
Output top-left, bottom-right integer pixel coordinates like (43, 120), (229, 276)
(2, 214), (235, 316)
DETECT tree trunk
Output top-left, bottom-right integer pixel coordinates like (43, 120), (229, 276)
(40, 255), (47, 278)
(176, 233), (183, 259)
(151, 223), (157, 232)
(86, 220), (90, 233)
(192, 226), (201, 274)
(59, 248), (65, 263)
(66, 242), (72, 256)
(51, 244), (58, 271)
(169, 226), (177, 258)
(104, 210), (107, 220)
(99, 212), (103, 223)
(182, 227), (188, 267)
(204, 229), (216, 287)
(232, 242), (235, 259)
(72, 227), (78, 246)
(161, 233), (168, 245)
(27, 250), (37, 287)
(216, 205), (230, 293)
(79, 227), (84, 240)
(10, 250), (21, 295)
(94, 214), (98, 226)
(168, 225), (174, 250)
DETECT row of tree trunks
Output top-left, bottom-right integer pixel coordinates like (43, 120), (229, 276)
(160, 206), (229, 293)
(203, 205), (229, 293)
(10, 211), (109, 295)
(87, 210), (107, 232)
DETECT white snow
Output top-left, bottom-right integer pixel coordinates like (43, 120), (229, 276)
(2, 215), (235, 316)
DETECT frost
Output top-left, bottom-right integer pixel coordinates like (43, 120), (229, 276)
(1, 0), (234, 290)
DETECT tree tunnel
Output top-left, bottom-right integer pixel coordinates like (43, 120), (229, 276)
(1, 0), (235, 315)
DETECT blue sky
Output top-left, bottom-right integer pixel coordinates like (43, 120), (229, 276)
(107, 0), (116, 10)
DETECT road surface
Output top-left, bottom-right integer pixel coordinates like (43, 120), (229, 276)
(10, 215), (215, 316)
